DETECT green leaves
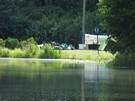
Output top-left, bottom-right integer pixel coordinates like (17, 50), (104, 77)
(0, 38), (5, 48)
(5, 37), (20, 49)
(98, 0), (135, 53)
(0, 0), (99, 48)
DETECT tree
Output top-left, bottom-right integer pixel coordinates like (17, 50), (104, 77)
(98, 0), (135, 53)
(0, 0), (14, 39)
(0, 0), (99, 47)
(0, 38), (5, 48)
(5, 37), (20, 49)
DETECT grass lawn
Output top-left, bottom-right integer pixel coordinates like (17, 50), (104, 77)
(0, 47), (115, 63)
(61, 50), (115, 62)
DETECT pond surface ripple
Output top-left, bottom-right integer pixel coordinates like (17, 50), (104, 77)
(0, 59), (135, 101)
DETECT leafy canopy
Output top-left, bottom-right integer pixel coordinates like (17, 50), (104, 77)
(98, 0), (135, 53)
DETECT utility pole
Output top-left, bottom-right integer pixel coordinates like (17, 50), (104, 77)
(82, 0), (86, 44)
(95, 28), (99, 54)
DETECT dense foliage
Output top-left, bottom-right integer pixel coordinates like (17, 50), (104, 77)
(0, 38), (5, 48)
(0, 0), (99, 47)
(98, 0), (135, 54)
(1, 0), (134, 56)
(108, 53), (135, 68)
(5, 37), (20, 49)
(0, 37), (61, 58)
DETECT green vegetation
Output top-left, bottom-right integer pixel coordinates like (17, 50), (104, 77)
(9, 49), (28, 58)
(108, 53), (135, 68)
(0, 37), (114, 63)
(38, 44), (61, 59)
(0, 0), (134, 67)
(98, 0), (135, 67)
(98, 0), (135, 53)
(0, 37), (61, 59)
(5, 37), (20, 49)
(0, 38), (5, 48)
(0, 36), (134, 67)
(0, 48), (9, 57)
(0, 60), (65, 78)
(0, 0), (99, 48)
(0, 48), (114, 63)
(61, 50), (114, 62)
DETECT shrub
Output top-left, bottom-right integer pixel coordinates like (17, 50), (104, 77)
(108, 53), (135, 68)
(20, 37), (38, 58)
(5, 37), (20, 49)
(39, 44), (61, 59)
(25, 43), (38, 58)
(9, 49), (28, 58)
(20, 40), (27, 49)
(0, 48), (9, 57)
(26, 37), (37, 45)
(0, 38), (5, 48)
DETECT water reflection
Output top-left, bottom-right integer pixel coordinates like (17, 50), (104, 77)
(0, 59), (135, 101)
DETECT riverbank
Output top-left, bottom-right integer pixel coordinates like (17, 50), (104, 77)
(1, 49), (135, 67)
(0, 57), (97, 64)
(61, 50), (114, 62)
(0, 48), (114, 64)
(107, 53), (135, 68)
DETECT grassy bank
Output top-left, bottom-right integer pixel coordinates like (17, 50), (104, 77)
(0, 44), (61, 59)
(61, 50), (114, 62)
(1, 47), (134, 67)
(0, 37), (115, 64)
(0, 47), (114, 63)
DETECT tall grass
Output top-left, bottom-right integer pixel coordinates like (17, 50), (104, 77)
(0, 48), (9, 57)
(0, 46), (114, 63)
(38, 44), (61, 59)
(61, 50), (114, 62)
(0, 44), (61, 59)
(9, 49), (29, 58)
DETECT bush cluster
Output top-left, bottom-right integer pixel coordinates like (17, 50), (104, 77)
(5, 37), (20, 49)
(0, 48), (9, 57)
(108, 53), (135, 68)
(20, 37), (38, 58)
(9, 49), (28, 58)
(0, 38), (5, 48)
(38, 44), (61, 59)
(0, 37), (61, 59)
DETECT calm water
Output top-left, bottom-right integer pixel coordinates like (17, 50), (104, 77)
(0, 59), (135, 101)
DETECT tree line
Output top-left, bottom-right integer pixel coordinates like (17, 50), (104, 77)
(98, 0), (135, 54)
(0, 0), (134, 54)
(0, 0), (98, 48)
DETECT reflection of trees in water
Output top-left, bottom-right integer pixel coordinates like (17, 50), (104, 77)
(107, 70), (135, 101)
(84, 64), (111, 101)
(0, 60), (65, 79)
(84, 65), (135, 101)
(1, 60), (135, 101)
(0, 60), (84, 101)
(0, 61), (111, 100)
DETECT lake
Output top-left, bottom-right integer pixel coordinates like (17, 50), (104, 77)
(0, 58), (135, 101)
